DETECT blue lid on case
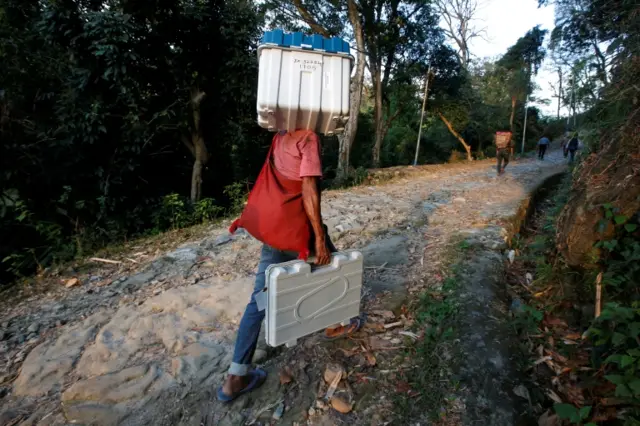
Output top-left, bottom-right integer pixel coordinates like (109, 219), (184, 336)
(261, 29), (350, 54)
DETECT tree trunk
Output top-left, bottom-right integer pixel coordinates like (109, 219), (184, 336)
(336, 0), (366, 180)
(372, 67), (384, 168)
(438, 112), (472, 161)
(191, 143), (204, 203)
(184, 87), (208, 203)
(510, 96), (517, 132)
(557, 68), (562, 120)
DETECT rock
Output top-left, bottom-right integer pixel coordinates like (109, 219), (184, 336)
(77, 280), (250, 377)
(0, 408), (21, 425)
(170, 342), (225, 384)
(335, 223), (354, 233)
(362, 236), (409, 268)
(507, 250), (516, 264)
(427, 190), (451, 204)
(114, 270), (157, 293)
(453, 197), (467, 203)
(165, 247), (199, 263)
(26, 322), (39, 334)
(213, 234), (233, 246)
(65, 277), (81, 288)
(63, 364), (158, 404)
(252, 349), (267, 364)
(330, 395), (353, 413)
(323, 364), (345, 384)
(315, 399), (327, 410)
(1, 322), (9, 329)
(308, 407), (316, 417)
(62, 364), (176, 426)
(525, 273), (533, 285)
(0, 331), (5, 341)
(13, 311), (110, 397)
(62, 402), (123, 426)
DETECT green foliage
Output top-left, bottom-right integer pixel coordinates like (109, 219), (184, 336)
(152, 194), (225, 232)
(0, 0), (268, 283)
(223, 182), (249, 216)
(588, 207), (640, 409)
(554, 403), (594, 425)
(194, 198), (225, 224)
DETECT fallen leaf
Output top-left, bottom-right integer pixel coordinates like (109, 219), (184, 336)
(364, 322), (386, 333)
(339, 347), (359, 357)
(383, 321), (403, 330)
(330, 396), (353, 414)
(544, 315), (568, 328)
(65, 278), (80, 288)
(563, 332), (582, 340)
(371, 310), (395, 320)
(513, 384), (531, 403)
(368, 336), (391, 350)
(546, 389), (563, 404)
(365, 352), (376, 367)
(564, 383), (585, 406)
(323, 364), (345, 384)
(538, 410), (560, 426)
(395, 381), (411, 394)
(279, 368), (293, 385)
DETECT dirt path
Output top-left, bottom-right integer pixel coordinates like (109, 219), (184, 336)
(0, 151), (566, 426)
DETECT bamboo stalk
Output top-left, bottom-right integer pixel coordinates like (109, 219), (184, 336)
(595, 272), (603, 318)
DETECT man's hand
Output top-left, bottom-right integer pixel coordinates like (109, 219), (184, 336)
(314, 238), (331, 266)
(302, 176), (331, 265)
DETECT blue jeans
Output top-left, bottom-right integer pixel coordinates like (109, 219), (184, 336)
(229, 229), (337, 376)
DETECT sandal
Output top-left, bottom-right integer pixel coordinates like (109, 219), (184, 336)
(322, 316), (364, 341)
(217, 368), (267, 403)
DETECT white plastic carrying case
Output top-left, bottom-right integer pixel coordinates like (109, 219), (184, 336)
(256, 29), (353, 136)
(264, 251), (363, 347)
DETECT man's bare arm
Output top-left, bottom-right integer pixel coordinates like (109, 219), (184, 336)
(302, 176), (331, 265)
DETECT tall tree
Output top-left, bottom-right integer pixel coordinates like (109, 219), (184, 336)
(433, 0), (486, 68)
(497, 25), (547, 132)
(362, 0), (442, 167)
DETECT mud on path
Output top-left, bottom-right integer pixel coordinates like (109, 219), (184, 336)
(0, 152), (566, 426)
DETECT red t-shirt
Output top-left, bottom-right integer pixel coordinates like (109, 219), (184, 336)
(272, 130), (322, 181)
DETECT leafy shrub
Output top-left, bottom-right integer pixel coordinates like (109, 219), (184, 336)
(223, 182), (249, 215)
(152, 194), (225, 231)
(194, 198), (224, 223)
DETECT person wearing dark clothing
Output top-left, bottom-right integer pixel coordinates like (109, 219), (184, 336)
(495, 131), (512, 175)
(537, 136), (550, 160)
(567, 135), (580, 163)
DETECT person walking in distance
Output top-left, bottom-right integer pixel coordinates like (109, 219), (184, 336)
(537, 135), (550, 160)
(567, 133), (580, 163)
(495, 131), (512, 175)
(218, 129), (363, 402)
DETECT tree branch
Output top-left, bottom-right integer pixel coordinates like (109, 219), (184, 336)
(291, 0), (331, 37)
(181, 134), (195, 158)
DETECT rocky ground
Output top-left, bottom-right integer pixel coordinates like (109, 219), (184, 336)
(0, 151), (566, 426)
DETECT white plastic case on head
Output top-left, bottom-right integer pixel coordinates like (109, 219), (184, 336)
(264, 251), (363, 348)
(257, 46), (352, 135)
